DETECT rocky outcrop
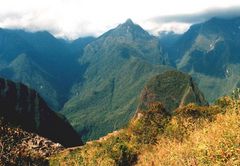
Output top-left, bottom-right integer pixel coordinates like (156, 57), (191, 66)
(0, 119), (63, 165)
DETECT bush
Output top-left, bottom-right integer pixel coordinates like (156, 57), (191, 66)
(165, 103), (221, 141)
(130, 102), (170, 144)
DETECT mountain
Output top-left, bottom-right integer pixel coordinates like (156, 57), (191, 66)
(0, 22), (170, 141)
(158, 31), (181, 55)
(67, 36), (95, 57)
(136, 97), (240, 166)
(0, 29), (90, 110)
(168, 17), (240, 102)
(2, 17), (240, 143)
(80, 19), (167, 64)
(61, 19), (170, 141)
(49, 70), (215, 166)
(137, 70), (208, 113)
(0, 77), (83, 147)
(50, 91), (240, 166)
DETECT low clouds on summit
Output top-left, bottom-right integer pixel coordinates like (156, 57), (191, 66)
(148, 6), (240, 35)
(0, 0), (240, 39)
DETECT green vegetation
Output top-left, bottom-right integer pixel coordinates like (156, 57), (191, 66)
(232, 88), (240, 100)
(63, 58), (170, 141)
(167, 17), (240, 103)
(61, 19), (170, 141)
(1, 17), (240, 144)
(137, 96), (240, 165)
(190, 64), (240, 103)
(50, 96), (240, 166)
(138, 70), (207, 113)
(50, 102), (169, 166)
(130, 102), (170, 145)
(0, 29), (92, 111)
(1, 17), (240, 147)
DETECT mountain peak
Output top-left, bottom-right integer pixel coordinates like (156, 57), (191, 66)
(102, 18), (152, 40)
(124, 18), (134, 25)
(118, 18), (136, 29)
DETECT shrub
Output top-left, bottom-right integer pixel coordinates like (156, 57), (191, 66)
(130, 102), (170, 144)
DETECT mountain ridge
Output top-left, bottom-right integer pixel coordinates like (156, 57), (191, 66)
(61, 19), (170, 141)
(167, 16), (240, 102)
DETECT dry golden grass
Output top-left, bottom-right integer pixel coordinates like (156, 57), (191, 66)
(137, 97), (240, 166)
(50, 97), (240, 166)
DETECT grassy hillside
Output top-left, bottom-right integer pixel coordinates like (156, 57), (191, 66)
(62, 58), (170, 141)
(50, 94), (240, 166)
(137, 97), (240, 165)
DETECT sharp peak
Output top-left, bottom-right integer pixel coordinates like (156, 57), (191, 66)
(115, 18), (141, 30)
(100, 18), (152, 39)
(117, 19), (137, 28)
(124, 18), (134, 25)
(117, 19), (144, 30)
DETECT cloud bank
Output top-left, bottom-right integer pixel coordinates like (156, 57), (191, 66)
(151, 6), (240, 24)
(0, 0), (240, 39)
(147, 6), (240, 35)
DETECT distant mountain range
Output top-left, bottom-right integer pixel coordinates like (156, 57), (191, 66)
(165, 17), (240, 102)
(0, 29), (93, 110)
(0, 17), (240, 141)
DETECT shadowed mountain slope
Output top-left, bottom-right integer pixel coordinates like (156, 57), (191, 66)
(0, 77), (83, 147)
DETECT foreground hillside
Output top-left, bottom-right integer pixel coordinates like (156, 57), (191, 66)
(0, 119), (63, 165)
(137, 96), (240, 165)
(49, 72), (239, 166)
(50, 96), (240, 166)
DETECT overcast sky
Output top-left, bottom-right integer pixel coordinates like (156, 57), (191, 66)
(0, 0), (240, 39)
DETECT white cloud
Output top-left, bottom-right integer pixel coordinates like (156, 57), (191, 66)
(0, 0), (240, 39)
